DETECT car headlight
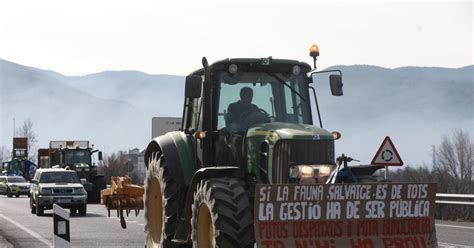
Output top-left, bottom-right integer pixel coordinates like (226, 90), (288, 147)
(40, 188), (53, 194)
(289, 164), (334, 179)
(73, 188), (86, 194)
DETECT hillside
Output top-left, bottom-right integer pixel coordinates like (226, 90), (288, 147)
(1, 59), (472, 165)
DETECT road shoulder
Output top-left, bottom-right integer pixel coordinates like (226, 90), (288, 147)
(0, 234), (14, 248)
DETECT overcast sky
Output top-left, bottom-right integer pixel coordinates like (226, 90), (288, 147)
(0, 0), (472, 76)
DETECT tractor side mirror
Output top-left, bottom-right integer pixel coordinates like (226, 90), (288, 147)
(98, 151), (103, 161)
(329, 74), (343, 96)
(185, 75), (202, 98)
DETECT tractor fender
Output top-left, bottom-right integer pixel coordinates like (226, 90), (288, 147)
(144, 131), (197, 187)
(173, 166), (243, 243)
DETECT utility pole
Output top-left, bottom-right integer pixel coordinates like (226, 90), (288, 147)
(12, 118), (15, 158)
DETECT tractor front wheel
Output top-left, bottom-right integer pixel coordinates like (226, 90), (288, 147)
(92, 176), (107, 203)
(191, 177), (254, 248)
(144, 152), (183, 248)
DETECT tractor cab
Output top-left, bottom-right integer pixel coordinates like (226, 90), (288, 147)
(183, 53), (343, 184)
(62, 148), (94, 180)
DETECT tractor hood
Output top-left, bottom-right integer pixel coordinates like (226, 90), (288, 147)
(246, 122), (333, 142)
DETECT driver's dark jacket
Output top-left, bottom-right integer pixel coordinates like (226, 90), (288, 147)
(226, 100), (258, 132)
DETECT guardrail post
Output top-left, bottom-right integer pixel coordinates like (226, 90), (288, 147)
(53, 204), (70, 248)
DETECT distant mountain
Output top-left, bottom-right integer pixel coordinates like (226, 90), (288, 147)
(66, 71), (184, 116)
(318, 64), (473, 166)
(0, 59), (154, 153)
(1, 59), (472, 166)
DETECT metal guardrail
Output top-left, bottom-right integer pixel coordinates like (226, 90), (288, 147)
(436, 193), (474, 206)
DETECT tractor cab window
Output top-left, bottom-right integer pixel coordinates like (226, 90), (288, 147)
(64, 150), (91, 165)
(217, 71), (311, 132)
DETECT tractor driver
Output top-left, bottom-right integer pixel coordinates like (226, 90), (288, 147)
(225, 87), (259, 133)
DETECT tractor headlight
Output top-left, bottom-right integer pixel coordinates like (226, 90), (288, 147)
(40, 188), (53, 194)
(318, 165), (333, 177)
(289, 164), (334, 179)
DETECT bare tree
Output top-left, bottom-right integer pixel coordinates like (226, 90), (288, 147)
(389, 130), (474, 221)
(0, 145), (11, 162)
(16, 118), (38, 162)
(436, 129), (473, 193)
(98, 151), (128, 185)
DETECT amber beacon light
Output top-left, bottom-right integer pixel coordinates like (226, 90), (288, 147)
(309, 44), (320, 58)
(309, 44), (320, 69)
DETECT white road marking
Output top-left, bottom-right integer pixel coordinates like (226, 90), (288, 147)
(438, 242), (473, 248)
(436, 223), (474, 230)
(0, 213), (53, 247)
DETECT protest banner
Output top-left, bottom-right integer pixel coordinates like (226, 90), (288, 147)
(255, 183), (437, 248)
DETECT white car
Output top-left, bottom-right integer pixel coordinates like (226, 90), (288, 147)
(30, 168), (87, 216)
(0, 176), (30, 197)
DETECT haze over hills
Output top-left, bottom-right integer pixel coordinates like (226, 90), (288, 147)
(1, 58), (472, 166)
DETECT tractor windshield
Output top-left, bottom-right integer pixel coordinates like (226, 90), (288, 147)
(64, 150), (91, 165)
(217, 71), (311, 131)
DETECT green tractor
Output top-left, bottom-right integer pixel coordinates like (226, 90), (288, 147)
(1, 137), (37, 181)
(37, 140), (105, 202)
(143, 45), (383, 247)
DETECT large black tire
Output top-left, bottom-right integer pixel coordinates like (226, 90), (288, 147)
(92, 175), (107, 203)
(78, 204), (87, 216)
(191, 177), (254, 248)
(30, 197), (36, 214)
(144, 152), (183, 248)
(36, 204), (44, 216)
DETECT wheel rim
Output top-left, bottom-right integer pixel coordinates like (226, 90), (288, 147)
(197, 203), (214, 248)
(147, 177), (163, 245)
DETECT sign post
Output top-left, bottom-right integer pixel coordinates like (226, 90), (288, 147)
(371, 136), (404, 179)
(53, 204), (70, 248)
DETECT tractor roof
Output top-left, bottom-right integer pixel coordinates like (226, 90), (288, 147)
(190, 58), (312, 76)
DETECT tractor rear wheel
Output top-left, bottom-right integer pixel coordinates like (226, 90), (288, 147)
(144, 152), (183, 248)
(191, 177), (254, 248)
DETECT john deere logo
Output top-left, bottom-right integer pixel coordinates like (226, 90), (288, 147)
(312, 135), (320, 140)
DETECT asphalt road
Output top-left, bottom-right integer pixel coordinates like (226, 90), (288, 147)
(0, 196), (145, 247)
(1, 195), (473, 247)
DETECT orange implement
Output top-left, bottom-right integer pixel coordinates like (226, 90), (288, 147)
(100, 176), (144, 228)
